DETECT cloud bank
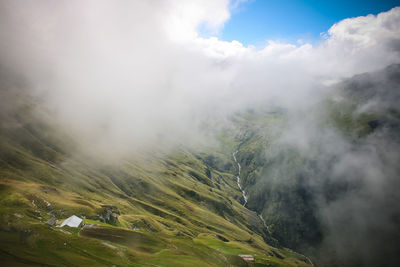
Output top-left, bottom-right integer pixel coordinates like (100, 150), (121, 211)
(0, 1), (399, 154)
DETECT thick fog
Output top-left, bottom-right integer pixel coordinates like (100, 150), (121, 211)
(1, 2), (400, 265)
(1, 1), (399, 155)
(271, 64), (400, 266)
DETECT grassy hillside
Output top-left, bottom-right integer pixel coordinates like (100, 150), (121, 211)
(0, 88), (311, 266)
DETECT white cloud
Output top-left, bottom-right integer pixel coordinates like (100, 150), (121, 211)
(164, 0), (231, 42)
(189, 6), (400, 78)
(0, 1), (399, 154)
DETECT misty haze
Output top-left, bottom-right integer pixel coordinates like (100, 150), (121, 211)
(0, 1), (400, 266)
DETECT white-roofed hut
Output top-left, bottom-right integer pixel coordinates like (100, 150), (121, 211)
(60, 215), (83, 228)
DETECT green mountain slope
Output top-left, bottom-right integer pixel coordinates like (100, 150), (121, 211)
(0, 86), (311, 266)
(2, 64), (398, 267)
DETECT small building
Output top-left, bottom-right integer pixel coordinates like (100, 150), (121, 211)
(238, 254), (254, 261)
(60, 215), (83, 228)
(46, 217), (57, 226)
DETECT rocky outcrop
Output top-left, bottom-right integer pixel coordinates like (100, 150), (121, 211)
(99, 205), (120, 225)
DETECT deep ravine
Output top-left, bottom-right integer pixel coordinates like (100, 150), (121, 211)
(233, 150), (272, 236)
(233, 151), (315, 266)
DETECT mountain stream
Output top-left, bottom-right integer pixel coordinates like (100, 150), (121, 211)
(233, 150), (248, 206)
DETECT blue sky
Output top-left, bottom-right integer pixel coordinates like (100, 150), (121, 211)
(213, 0), (400, 46)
